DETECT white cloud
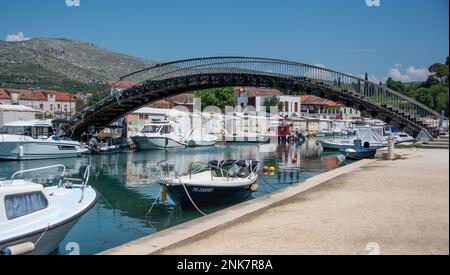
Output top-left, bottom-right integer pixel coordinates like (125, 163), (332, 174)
(394, 63), (402, 68)
(388, 66), (430, 82)
(5, 31), (30, 42)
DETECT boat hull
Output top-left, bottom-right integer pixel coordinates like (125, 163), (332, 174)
(165, 184), (254, 207)
(132, 136), (186, 150)
(0, 141), (81, 160)
(0, 218), (79, 255)
(320, 140), (355, 151)
(0, 188), (98, 255)
(187, 140), (217, 147)
(345, 150), (377, 160)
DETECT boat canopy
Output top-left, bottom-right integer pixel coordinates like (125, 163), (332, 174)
(208, 160), (259, 173)
(356, 127), (385, 145)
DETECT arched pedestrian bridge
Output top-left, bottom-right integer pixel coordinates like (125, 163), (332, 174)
(68, 57), (446, 138)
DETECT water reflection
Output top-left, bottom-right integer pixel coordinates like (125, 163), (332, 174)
(0, 139), (349, 255)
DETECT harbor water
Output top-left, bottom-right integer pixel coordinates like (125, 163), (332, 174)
(0, 139), (351, 255)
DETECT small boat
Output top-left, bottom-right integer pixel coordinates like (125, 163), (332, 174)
(159, 160), (260, 207)
(131, 121), (187, 150)
(319, 138), (355, 151)
(344, 139), (379, 160)
(86, 136), (128, 155)
(186, 130), (218, 147)
(0, 120), (82, 160)
(320, 126), (387, 151)
(0, 165), (97, 255)
(391, 132), (416, 144)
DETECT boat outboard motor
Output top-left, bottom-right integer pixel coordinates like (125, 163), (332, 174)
(88, 137), (99, 152)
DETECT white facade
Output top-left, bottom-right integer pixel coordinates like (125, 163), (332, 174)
(1, 90), (75, 115)
(0, 105), (43, 127)
(237, 92), (302, 118)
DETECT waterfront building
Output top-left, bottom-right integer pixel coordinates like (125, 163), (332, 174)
(299, 95), (361, 120)
(0, 88), (76, 117)
(0, 104), (43, 127)
(235, 87), (302, 118)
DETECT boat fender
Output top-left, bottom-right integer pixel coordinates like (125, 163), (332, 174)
(250, 183), (260, 192)
(269, 166), (276, 173)
(2, 242), (35, 256)
(263, 166), (269, 173)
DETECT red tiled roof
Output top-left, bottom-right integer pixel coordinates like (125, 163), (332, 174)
(150, 100), (171, 109)
(300, 95), (340, 107)
(41, 90), (73, 102)
(11, 89), (47, 101)
(167, 93), (194, 104)
(107, 80), (139, 88)
(238, 87), (282, 97)
(0, 88), (10, 100)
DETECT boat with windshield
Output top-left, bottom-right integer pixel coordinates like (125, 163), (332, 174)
(0, 120), (82, 160)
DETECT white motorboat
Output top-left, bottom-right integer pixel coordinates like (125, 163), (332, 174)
(131, 121), (187, 150)
(390, 132), (416, 144)
(159, 160), (260, 207)
(186, 129), (218, 147)
(0, 120), (82, 160)
(320, 126), (387, 151)
(0, 165), (98, 255)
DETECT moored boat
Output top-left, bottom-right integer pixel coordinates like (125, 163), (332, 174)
(158, 160), (260, 207)
(319, 126), (387, 151)
(0, 165), (98, 255)
(0, 120), (82, 160)
(131, 121), (187, 150)
(344, 139), (380, 160)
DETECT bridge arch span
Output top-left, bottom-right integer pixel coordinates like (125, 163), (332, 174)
(68, 57), (445, 138)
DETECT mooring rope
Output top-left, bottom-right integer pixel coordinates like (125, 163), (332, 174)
(34, 223), (51, 247)
(145, 185), (164, 218)
(180, 179), (207, 216)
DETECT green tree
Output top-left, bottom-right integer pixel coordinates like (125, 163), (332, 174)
(195, 87), (237, 112)
(263, 96), (284, 113)
(429, 63), (449, 83)
(429, 85), (449, 115)
(415, 87), (434, 109)
(386, 77), (406, 93)
(435, 92), (449, 116)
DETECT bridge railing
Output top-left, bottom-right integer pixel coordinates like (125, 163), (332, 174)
(115, 57), (445, 131)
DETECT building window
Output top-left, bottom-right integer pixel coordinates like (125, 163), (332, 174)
(350, 109), (353, 114)
(57, 104), (61, 110)
(285, 102), (289, 112)
(39, 104), (44, 109)
(50, 104), (54, 111)
(64, 105), (68, 111)
(294, 102), (298, 113)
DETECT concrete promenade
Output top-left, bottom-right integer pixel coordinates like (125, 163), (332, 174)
(103, 149), (449, 255)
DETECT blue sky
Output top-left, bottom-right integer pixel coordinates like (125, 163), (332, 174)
(1, 0), (448, 82)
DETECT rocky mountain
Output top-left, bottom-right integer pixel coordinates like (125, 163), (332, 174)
(0, 38), (158, 92)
